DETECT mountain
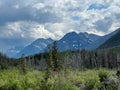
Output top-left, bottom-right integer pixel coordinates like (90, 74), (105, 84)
(12, 29), (120, 58)
(98, 28), (120, 49)
(88, 28), (120, 49)
(55, 28), (120, 51)
(15, 38), (54, 58)
(54, 32), (101, 51)
(15, 32), (100, 58)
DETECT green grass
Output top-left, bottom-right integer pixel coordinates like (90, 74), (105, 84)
(0, 68), (119, 90)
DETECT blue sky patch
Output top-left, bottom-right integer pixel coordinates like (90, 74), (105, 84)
(72, 16), (80, 21)
(87, 4), (108, 10)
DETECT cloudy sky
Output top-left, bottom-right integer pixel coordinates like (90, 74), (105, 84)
(0, 0), (120, 52)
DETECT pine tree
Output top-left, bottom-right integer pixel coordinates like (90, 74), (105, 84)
(52, 41), (61, 71)
(47, 45), (54, 70)
(20, 54), (26, 73)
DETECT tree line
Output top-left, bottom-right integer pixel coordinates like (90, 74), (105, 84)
(1, 42), (120, 70)
(0, 53), (17, 69)
(23, 42), (120, 70)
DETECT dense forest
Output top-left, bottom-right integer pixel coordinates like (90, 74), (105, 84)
(24, 48), (120, 70)
(0, 53), (18, 69)
(1, 50), (120, 69)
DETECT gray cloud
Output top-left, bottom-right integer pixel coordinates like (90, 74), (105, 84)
(0, 0), (62, 25)
(94, 17), (113, 33)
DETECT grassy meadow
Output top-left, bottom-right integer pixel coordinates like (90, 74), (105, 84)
(0, 68), (120, 90)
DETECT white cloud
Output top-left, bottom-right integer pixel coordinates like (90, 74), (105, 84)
(0, 21), (55, 39)
(29, 24), (55, 39)
(32, 3), (45, 10)
(1, 0), (120, 37)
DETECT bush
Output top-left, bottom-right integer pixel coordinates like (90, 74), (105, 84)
(98, 70), (109, 82)
(53, 77), (78, 90)
(103, 75), (119, 90)
(116, 70), (120, 77)
(97, 69), (120, 90)
(85, 78), (99, 90)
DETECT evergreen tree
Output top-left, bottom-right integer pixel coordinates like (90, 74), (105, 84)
(47, 45), (54, 70)
(52, 41), (61, 71)
(20, 54), (26, 73)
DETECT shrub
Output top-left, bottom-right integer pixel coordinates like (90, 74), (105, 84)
(103, 75), (119, 90)
(85, 78), (99, 90)
(98, 70), (109, 82)
(116, 70), (120, 77)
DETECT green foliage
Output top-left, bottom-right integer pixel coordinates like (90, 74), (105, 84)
(0, 63), (7, 70)
(85, 78), (99, 90)
(54, 78), (78, 90)
(116, 70), (120, 77)
(47, 45), (54, 70)
(0, 69), (120, 90)
(40, 69), (51, 90)
(20, 54), (26, 74)
(0, 69), (43, 90)
(47, 42), (62, 71)
(52, 41), (61, 71)
(0, 53), (17, 70)
(98, 69), (109, 82)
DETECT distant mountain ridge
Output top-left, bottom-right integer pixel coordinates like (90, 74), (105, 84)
(55, 32), (101, 51)
(15, 38), (54, 58)
(88, 28), (120, 49)
(6, 28), (120, 58)
(14, 32), (101, 58)
(98, 28), (120, 49)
